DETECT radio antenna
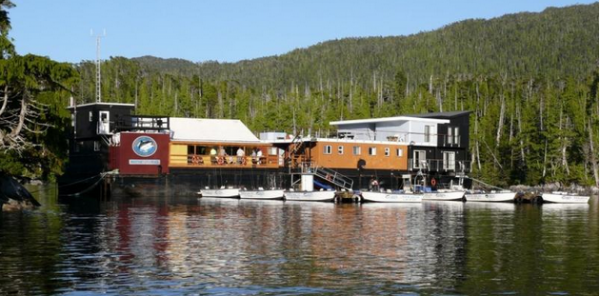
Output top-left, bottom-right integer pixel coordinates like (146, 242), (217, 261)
(91, 29), (106, 103)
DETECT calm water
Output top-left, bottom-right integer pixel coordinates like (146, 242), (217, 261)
(0, 185), (598, 295)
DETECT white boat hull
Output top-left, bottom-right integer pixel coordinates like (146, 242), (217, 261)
(542, 193), (589, 204)
(198, 189), (240, 198)
(422, 191), (465, 201)
(465, 192), (515, 202)
(361, 191), (422, 203)
(239, 190), (284, 200)
(284, 191), (336, 202)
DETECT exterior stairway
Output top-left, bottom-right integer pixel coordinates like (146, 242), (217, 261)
(313, 166), (354, 191)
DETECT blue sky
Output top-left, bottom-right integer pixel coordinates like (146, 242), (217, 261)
(11, 0), (595, 63)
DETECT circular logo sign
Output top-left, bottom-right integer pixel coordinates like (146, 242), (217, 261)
(132, 136), (158, 157)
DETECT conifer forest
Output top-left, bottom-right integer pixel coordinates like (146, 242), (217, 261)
(1, 3), (598, 187)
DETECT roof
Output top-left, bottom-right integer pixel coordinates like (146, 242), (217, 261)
(169, 118), (260, 143)
(67, 102), (136, 109)
(405, 111), (472, 119)
(330, 116), (449, 126)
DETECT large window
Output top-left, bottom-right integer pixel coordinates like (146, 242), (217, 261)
(443, 151), (456, 171)
(324, 145), (332, 154)
(188, 145), (208, 155)
(413, 150), (426, 168)
(447, 127), (460, 145)
(425, 125), (432, 143)
(454, 127), (459, 145)
(353, 146), (361, 155)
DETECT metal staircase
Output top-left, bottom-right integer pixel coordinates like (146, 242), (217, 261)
(313, 166), (354, 191)
(289, 132), (304, 156)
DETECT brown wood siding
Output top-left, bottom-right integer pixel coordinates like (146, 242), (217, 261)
(310, 141), (408, 170)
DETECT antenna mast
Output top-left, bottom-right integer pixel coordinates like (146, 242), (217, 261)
(92, 29), (106, 103)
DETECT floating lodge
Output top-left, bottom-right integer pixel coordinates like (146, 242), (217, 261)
(59, 102), (472, 197)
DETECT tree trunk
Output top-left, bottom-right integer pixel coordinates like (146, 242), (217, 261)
(495, 94), (505, 147)
(0, 85), (8, 116)
(587, 120), (599, 187)
(9, 90), (28, 138)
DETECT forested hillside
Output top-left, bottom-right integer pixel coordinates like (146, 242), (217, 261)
(72, 3), (599, 187)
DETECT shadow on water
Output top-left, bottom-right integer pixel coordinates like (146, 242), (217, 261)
(0, 184), (598, 295)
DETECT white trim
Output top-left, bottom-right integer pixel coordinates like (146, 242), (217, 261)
(171, 139), (263, 144)
(313, 138), (408, 146)
(330, 116), (449, 126)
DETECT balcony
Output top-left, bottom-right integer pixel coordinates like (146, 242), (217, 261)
(114, 115), (170, 132)
(169, 154), (280, 169)
(408, 158), (470, 173)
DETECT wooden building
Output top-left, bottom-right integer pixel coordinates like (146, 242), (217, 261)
(60, 102), (471, 196)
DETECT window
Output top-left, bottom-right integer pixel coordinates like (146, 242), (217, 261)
(337, 146), (344, 155)
(396, 148), (403, 157)
(89, 111), (93, 122)
(196, 146), (207, 155)
(353, 146), (361, 155)
(413, 150), (426, 168)
(454, 127), (459, 145)
(447, 127), (453, 145)
(424, 125), (431, 143)
(384, 147), (390, 156)
(443, 151), (456, 171)
(74, 141), (82, 153)
(71, 114), (75, 127)
(268, 147), (278, 156)
(324, 145), (332, 154)
(93, 141), (100, 152)
(368, 147), (377, 156)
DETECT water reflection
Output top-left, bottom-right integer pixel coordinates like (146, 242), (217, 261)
(0, 186), (597, 295)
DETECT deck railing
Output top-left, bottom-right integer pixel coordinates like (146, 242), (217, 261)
(169, 154), (280, 169)
(408, 158), (470, 173)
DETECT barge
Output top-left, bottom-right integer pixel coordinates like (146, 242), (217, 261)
(58, 102), (472, 198)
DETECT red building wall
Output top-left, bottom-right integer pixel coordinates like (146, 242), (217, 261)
(109, 132), (170, 175)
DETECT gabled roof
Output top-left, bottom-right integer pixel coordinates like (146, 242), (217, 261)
(169, 118), (260, 143)
(405, 111), (472, 119)
(330, 116), (449, 126)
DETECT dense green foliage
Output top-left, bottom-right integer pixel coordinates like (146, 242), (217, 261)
(73, 3), (598, 187)
(0, 1), (78, 180)
(37, 3), (600, 187)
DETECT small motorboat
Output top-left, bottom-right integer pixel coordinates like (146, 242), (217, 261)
(465, 191), (516, 202)
(422, 190), (465, 201)
(198, 187), (240, 198)
(284, 190), (336, 202)
(541, 191), (590, 204)
(361, 191), (422, 203)
(239, 188), (284, 200)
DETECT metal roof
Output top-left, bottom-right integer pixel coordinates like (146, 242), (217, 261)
(330, 116), (449, 126)
(66, 102), (136, 109)
(405, 111), (472, 118)
(169, 118), (260, 143)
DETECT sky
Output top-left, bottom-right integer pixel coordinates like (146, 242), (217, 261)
(10, 0), (596, 64)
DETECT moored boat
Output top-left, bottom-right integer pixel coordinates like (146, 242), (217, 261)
(239, 189), (284, 200)
(198, 188), (240, 198)
(465, 191), (516, 202)
(422, 190), (465, 201)
(361, 191), (422, 203)
(541, 192), (590, 204)
(284, 190), (336, 202)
